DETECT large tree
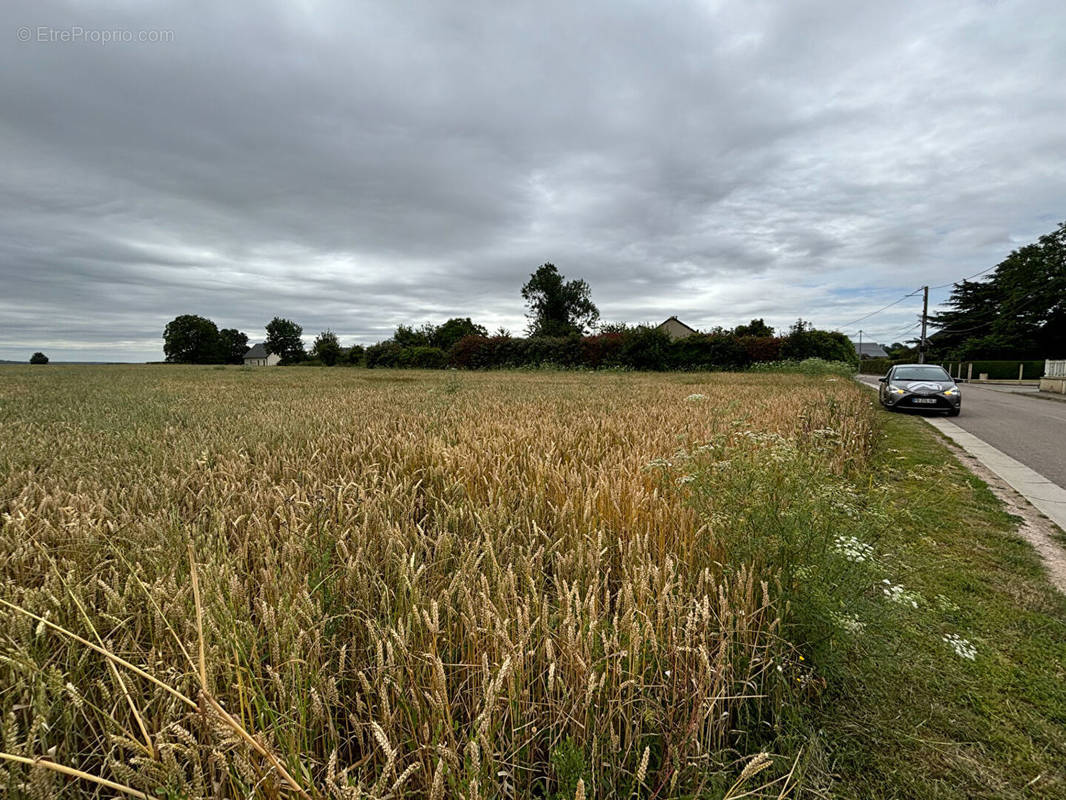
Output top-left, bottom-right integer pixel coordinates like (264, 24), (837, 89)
(29, 352), (49, 364)
(930, 221), (1065, 359)
(521, 263), (599, 337)
(163, 314), (222, 363)
(218, 328), (249, 364)
(265, 317), (306, 364)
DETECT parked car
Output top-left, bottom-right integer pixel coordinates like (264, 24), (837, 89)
(878, 364), (961, 416)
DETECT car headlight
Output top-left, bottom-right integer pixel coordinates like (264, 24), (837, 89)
(942, 387), (959, 396)
(887, 385), (906, 395)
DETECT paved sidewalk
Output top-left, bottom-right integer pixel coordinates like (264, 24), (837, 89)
(924, 418), (1066, 532)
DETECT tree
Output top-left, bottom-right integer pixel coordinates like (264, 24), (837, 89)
(311, 330), (343, 365)
(929, 221), (1065, 360)
(886, 341), (915, 360)
(29, 352), (48, 364)
(393, 324), (432, 348)
(430, 318), (488, 351)
(780, 319), (857, 365)
(265, 318), (305, 364)
(163, 314), (222, 363)
(218, 328), (249, 364)
(346, 344), (366, 366)
(733, 318), (774, 337)
(521, 263), (599, 337)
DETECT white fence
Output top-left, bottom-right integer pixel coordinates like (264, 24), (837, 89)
(1047, 360), (1066, 378)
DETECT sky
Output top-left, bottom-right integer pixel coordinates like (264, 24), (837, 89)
(2, 0), (1065, 362)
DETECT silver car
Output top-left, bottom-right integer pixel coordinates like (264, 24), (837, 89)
(878, 364), (961, 416)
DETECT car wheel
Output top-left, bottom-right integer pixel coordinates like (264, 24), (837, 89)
(947, 408), (960, 417)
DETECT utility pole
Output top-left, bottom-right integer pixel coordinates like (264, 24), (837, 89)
(858, 329), (863, 362)
(918, 285), (929, 363)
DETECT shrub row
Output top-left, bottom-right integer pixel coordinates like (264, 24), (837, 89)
(365, 342), (447, 369)
(365, 326), (857, 371)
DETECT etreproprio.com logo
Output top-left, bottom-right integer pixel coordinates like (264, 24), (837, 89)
(17, 26), (175, 44)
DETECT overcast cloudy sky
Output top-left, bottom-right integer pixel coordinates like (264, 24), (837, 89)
(3, 0), (1064, 361)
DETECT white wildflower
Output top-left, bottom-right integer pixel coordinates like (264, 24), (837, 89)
(829, 611), (865, 635)
(881, 579), (921, 609)
(685, 393), (707, 402)
(942, 633), (976, 660)
(833, 535), (874, 563)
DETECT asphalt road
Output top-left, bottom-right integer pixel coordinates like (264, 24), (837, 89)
(860, 378), (1066, 489)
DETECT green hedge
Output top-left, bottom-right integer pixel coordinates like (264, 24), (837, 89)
(367, 325), (857, 372)
(366, 342), (447, 369)
(861, 359), (1045, 379)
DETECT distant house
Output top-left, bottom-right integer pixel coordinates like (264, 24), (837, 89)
(853, 341), (889, 359)
(656, 316), (699, 341)
(243, 343), (280, 366)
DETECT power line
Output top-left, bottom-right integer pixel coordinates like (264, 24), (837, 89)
(883, 320), (922, 343)
(831, 257), (1014, 336)
(929, 265), (996, 291)
(833, 288), (922, 330)
(928, 292), (1044, 338)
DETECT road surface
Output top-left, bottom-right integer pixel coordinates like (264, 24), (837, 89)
(859, 378), (1066, 489)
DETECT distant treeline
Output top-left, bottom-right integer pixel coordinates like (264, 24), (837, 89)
(162, 314), (856, 372)
(163, 263), (858, 371)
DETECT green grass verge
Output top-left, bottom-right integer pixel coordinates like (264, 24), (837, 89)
(797, 410), (1066, 799)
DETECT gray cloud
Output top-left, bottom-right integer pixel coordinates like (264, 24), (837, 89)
(2, 0), (1065, 360)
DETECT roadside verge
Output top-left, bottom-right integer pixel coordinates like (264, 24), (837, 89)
(856, 376), (1066, 592)
(924, 418), (1066, 533)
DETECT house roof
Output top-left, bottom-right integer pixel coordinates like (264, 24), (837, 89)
(244, 343), (269, 359)
(852, 341), (889, 358)
(657, 316), (699, 335)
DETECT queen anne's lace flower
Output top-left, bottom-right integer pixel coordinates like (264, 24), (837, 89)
(829, 611), (865, 634)
(881, 579), (921, 608)
(833, 535), (874, 563)
(942, 633), (976, 660)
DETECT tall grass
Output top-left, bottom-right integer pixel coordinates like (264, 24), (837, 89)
(0, 367), (875, 798)
(747, 358), (856, 377)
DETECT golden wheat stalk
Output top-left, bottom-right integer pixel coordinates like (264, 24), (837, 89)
(0, 752), (148, 799)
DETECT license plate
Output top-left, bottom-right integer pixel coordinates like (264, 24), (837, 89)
(913, 398), (937, 404)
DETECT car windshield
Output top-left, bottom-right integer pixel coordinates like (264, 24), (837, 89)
(892, 366), (951, 381)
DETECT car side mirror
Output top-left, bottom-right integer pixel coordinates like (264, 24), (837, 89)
(878, 376), (887, 383)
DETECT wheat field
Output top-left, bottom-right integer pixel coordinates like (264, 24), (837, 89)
(0, 366), (874, 798)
